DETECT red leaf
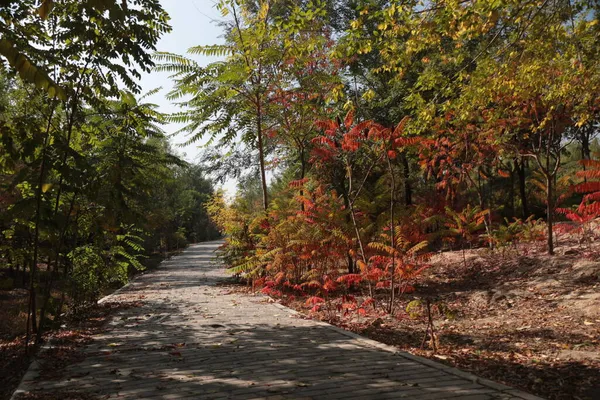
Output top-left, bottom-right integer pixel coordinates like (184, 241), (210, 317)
(312, 136), (337, 148)
(393, 116), (410, 136)
(344, 109), (355, 128)
(336, 274), (363, 286)
(305, 296), (325, 306)
(347, 120), (374, 137)
(574, 181), (600, 193)
(289, 178), (309, 188)
(393, 136), (420, 147)
(497, 169), (510, 178)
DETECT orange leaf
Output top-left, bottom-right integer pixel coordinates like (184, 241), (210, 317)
(393, 116), (410, 136)
(344, 109), (355, 128)
(357, 260), (368, 273)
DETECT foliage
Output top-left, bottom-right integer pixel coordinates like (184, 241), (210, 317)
(201, 0), (600, 315)
(367, 218), (431, 311)
(4, 0), (600, 338)
(444, 205), (490, 250)
(556, 156), (600, 243)
(0, 1), (221, 347)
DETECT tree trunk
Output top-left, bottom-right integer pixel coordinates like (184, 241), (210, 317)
(476, 167), (493, 248)
(509, 163), (515, 217)
(581, 129), (591, 162)
(256, 100), (268, 212)
(299, 148), (306, 212)
(516, 158), (529, 218)
(340, 178), (355, 274)
(22, 260), (27, 287)
(546, 174), (554, 255)
(387, 156), (396, 315)
(299, 148), (306, 180)
(581, 130), (591, 180)
(29, 121), (54, 340)
(37, 196), (76, 342)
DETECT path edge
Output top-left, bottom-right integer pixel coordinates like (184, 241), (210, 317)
(9, 240), (227, 400)
(10, 261), (149, 400)
(270, 301), (545, 400)
(11, 239), (544, 400)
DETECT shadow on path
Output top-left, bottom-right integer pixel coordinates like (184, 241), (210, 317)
(14, 241), (540, 400)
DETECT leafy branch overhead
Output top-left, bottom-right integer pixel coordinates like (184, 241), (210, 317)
(0, 0), (170, 100)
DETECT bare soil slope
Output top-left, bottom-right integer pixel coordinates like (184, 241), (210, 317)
(284, 242), (600, 400)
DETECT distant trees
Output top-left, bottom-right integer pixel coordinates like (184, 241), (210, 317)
(0, 0), (219, 346)
(157, 0), (341, 211)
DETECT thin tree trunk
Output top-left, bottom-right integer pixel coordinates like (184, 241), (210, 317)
(7, 253), (13, 277)
(581, 130), (590, 180)
(516, 158), (529, 218)
(345, 161), (367, 266)
(581, 129), (591, 162)
(28, 104), (57, 344)
(475, 167), (493, 249)
(509, 163), (515, 217)
(546, 174), (554, 255)
(299, 148), (306, 181)
(340, 180), (355, 274)
(37, 196), (76, 342)
(345, 170), (372, 298)
(387, 155), (396, 315)
(256, 99), (268, 212)
(543, 124), (559, 256)
(299, 148), (306, 212)
(52, 58), (90, 214)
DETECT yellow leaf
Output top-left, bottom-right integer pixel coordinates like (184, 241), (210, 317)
(42, 183), (53, 193)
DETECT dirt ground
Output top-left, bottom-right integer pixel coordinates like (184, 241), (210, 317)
(0, 251), (173, 400)
(0, 288), (31, 400)
(0, 300), (145, 400)
(280, 241), (600, 400)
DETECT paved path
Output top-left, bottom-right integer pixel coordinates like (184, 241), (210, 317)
(13, 241), (542, 400)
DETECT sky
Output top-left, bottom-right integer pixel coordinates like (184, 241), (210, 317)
(138, 0), (235, 194)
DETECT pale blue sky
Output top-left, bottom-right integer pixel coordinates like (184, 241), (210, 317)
(139, 0), (237, 195)
(140, 0), (225, 162)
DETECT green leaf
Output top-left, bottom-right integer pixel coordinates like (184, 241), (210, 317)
(0, 39), (66, 101)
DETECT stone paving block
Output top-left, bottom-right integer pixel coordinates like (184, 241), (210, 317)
(11, 241), (543, 400)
